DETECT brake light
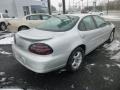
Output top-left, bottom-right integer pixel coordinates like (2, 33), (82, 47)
(29, 43), (53, 55)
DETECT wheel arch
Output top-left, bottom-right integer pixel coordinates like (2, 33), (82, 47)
(0, 22), (6, 24)
(66, 44), (86, 71)
(18, 25), (30, 31)
(69, 44), (86, 56)
(73, 44), (86, 53)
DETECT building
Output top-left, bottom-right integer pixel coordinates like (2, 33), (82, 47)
(0, 0), (48, 17)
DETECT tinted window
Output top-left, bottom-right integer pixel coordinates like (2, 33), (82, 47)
(82, 16), (96, 30)
(26, 15), (41, 20)
(93, 16), (107, 28)
(41, 15), (50, 20)
(36, 15), (79, 32)
(78, 21), (86, 31)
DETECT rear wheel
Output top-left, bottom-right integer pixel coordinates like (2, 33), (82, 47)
(0, 22), (7, 31)
(107, 31), (115, 43)
(66, 47), (85, 72)
(18, 26), (29, 31)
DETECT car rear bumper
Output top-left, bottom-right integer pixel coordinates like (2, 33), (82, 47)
(12, 44), (67, 73)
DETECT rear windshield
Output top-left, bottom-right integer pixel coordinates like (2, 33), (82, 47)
(35, 15), (79, 32)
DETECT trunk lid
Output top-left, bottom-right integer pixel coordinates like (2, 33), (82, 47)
(17, 28), (64, 40)
(15, 28), (64, 50)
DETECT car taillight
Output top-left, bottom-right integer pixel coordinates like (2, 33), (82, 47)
(29, 43), (53, 55)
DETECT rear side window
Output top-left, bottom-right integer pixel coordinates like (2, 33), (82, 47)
(82, 16), (96, 30)
(93, 16), (107, 28)
(26, 15), (41, 20)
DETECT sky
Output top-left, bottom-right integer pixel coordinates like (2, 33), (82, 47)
(50, 0), (114, 10)
(51, 0), (100, 10)
(35, 0), (115, 10)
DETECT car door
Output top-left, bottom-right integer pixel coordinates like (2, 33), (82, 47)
(92, 15), (111, 43)
(26, 15), (44, 27)
(78, 15), (103, 53)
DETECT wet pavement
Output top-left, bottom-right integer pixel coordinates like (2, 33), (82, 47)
(0, 21), (120, 90)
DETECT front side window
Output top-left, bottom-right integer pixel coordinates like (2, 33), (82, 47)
(93, 16), (107, 28)
(82, 16), (96, 30)
(26, 15), (41, 20)
(35, 15), (79, 32)
(41, 15), (50, 20)
(78, 21), (86, 31)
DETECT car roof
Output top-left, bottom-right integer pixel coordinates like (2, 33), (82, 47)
(66, 13), (93, 18)
(25, 13), (50, 17)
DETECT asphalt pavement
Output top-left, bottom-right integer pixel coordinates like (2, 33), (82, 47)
(0, 21), (120, 90)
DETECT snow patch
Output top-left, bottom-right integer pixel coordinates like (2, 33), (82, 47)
(116, 64), (120, 68)
(103, 76), (110, 81)
(70, 84), (75, 89)
(0, 72), (5, 76)
(90, 63), (95, 66)
(110, 79), (114, 82)
(8, 77), (15, 81)
(0, 77), (6, 82)
(103, 40), (120, 51)
(85, 63), (96, 73)
(85, 87), (89, 90)
(103, 15), (120, 21)
(0, 50), (12, 55)
(0, 37), (14, 45)
(0, 33), (14, 45)
(0, 48), (12, 55)
(103, 76), (114, 82)
(111, 52), (120, 61)
(0, 88), (23, 90)
(106, 64), (111, 68)
(58, 69), (67, 74)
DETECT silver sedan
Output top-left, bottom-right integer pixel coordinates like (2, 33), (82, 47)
(12, 14), (115, 73)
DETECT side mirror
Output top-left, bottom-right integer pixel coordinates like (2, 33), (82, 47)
(12, 16), (15, 18)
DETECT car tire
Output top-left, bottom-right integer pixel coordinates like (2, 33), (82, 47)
(18, 26), (29, 31)
(107, 31), (115, 43)
(66, 47), (85, 72)
(0, 22), (7, 31)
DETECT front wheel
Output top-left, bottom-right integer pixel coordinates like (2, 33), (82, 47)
(66, 47), (85, 72)
(0, 23), (7, 31)
(107, 31), (115, 43)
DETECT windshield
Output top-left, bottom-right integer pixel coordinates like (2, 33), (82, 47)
(35, 15), (79, 32)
